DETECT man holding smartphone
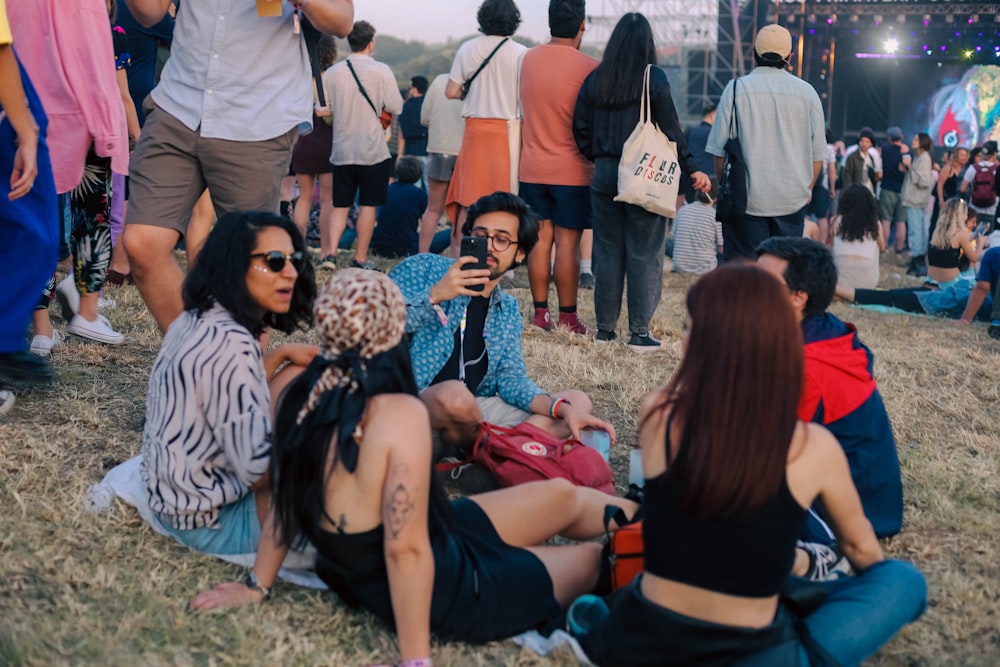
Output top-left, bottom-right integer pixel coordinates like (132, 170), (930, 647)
(389, 191), (616, 453)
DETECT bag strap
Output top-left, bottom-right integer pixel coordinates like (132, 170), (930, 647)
(346, 59), (380, 119)
(639, 64), (653, 126)
(301, 16), (327, 107)
(729, 77), (740, 139)
(464, 37), (510, 93)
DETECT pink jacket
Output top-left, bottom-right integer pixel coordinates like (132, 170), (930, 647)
(8, 0), (128, 194)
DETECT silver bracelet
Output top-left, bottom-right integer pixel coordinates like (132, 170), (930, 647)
(244, 571), (271, 600)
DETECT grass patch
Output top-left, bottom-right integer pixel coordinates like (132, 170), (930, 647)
(1, 253), (998, 664)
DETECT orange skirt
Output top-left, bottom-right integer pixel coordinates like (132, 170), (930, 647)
(446, 118), (517, 225)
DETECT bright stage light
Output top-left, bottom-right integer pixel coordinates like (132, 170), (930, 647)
(965, 50), (975, 59)
(885, 38), (898, 54)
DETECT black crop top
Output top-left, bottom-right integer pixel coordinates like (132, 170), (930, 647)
(642, 418), (808, 598)
(927, 244), (963, 270)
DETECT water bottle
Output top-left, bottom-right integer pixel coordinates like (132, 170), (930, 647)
(580, 429), (611, 462)
(629, 449), (645, 487)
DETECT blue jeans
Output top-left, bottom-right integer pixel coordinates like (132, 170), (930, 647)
(590, 158), (667, 336)
(906, 207), (929, 257)
(802, 560), (927, 666)
(723, 209), (806, 260)
(156, 492), (261, 555)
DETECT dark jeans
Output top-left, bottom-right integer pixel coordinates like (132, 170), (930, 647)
(723, 209), (806, 261)
(590, 158), (667, 336)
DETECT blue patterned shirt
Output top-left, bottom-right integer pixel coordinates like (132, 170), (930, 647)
(389, 254), (544, 411)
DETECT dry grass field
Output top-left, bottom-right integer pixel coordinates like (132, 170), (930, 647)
(1, 251), (998, 666)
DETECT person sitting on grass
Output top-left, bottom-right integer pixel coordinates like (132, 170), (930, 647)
(569, 264), (926, 667)
(831, 184), (886, 290)
(669, 181), (722, 275)
(756, 237), (903, 560)
(189, 269), (639, 667)
(835, 198), (991, 322)
(141, 212), (317, 556)
(388, 191), (615, 453)
(371, 156), (450, 258)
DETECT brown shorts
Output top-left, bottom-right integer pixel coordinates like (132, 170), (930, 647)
(126, 103), (298, 236)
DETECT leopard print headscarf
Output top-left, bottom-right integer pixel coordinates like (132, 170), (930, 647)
(296, 269), (406, 425)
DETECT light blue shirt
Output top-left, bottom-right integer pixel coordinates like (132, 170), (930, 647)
(706, 67), (826, 217)
(389, 254), (544, 412)
(151, 0), (312, 141)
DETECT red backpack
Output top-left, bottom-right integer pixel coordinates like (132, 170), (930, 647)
(467, 421), (615, 494)
(971, 162), (998, 207)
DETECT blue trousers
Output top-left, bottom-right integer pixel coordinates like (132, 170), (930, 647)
(0, 60), (59, 353)
(723, 209), (806, 261)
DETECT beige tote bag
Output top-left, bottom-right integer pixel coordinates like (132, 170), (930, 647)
(613, 64), (681, 218)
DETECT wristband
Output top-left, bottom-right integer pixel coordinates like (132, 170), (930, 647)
(550, 397), (571, 419)
(427, 296), (449, 327)
(243, 571), (271, 600)
(398, 660), (432, 667)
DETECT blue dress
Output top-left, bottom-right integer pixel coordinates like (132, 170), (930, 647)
(0, 56), (59, 353)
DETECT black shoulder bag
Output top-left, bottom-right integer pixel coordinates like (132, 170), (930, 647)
(346, 60), (391, 129)
(460, 37), (509, 100)
(716, 78), (748, 226)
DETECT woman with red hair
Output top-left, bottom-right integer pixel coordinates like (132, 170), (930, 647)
(573, 264), (926, 666)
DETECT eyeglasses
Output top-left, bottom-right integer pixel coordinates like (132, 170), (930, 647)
(251, 251), (305, 273)
(470, 228), (518, 252)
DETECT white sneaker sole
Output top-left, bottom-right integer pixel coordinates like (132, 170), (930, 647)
(68, 324), (124, 345)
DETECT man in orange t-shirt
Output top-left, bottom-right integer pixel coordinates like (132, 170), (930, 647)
(519, 0), (596, 335)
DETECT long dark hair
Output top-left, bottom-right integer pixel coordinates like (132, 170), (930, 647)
(836, 184), (880, 243)
(271, 343), (453, 547)
(590, 13), (657, 108)
(652, 265), (803, 518)
(182, 211), (315, 337)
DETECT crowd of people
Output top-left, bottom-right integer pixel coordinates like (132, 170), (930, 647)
(3, 0), (970, 664)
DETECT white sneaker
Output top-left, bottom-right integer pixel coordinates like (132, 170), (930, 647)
(56, 274), (80, 317)
(0, 389), (14, 417)
(30, 330), (64, 357)
(68, 314), (124, 345)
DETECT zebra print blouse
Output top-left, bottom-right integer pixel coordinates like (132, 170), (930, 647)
(140, 304), (272, 531)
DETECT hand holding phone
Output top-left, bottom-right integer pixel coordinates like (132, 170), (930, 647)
(460, 236), (489, 293)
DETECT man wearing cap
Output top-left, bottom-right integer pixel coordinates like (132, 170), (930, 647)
(878, 127), (910, 254)
(706, 24), (826, 260)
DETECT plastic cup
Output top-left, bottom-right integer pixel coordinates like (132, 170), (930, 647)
(629, 449), (645, 486)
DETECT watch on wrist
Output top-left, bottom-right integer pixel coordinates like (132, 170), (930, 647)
(244, 571), (271, 600)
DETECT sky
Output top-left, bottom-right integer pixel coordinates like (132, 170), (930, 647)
(358, 0), (555, 44)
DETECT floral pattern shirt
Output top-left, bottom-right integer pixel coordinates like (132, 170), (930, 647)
(389, 254), (544, 411)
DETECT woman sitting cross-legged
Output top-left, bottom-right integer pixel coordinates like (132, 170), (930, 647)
(141, 211), (318, 556)
(572, 264), (926, 667)
(831, 184), (886, 290)
(836, 197), (988, 321)
(189, 269), (638, 666)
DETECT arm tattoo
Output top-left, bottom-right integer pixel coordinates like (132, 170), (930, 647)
(384, 464), (416, 540)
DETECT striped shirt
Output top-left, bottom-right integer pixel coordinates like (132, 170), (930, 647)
(671, 201), (723, 275)
(141, 304), (272, 530)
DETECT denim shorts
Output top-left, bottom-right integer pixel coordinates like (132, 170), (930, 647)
(156, 492), (261, 555)
(518, 182), (592, 230)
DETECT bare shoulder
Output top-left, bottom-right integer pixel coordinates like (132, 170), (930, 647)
(798, 422), (845, 466)
(639, 387), (671, 421)
(367, 394), (429, 429)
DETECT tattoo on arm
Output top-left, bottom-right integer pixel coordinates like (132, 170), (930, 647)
(384, 464), (416, 540)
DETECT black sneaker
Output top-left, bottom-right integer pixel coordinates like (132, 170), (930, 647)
(594, 330), (618, 345)
(0, 352), (56, 385)
(627, 332), (662, 352)
(988, 324), (1000, 341)
(578, 272), (595, 289)
(351, 258), (381, 271)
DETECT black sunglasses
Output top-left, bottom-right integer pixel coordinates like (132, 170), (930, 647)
(250, 251), (305, 273)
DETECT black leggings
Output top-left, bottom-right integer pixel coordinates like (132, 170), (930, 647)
(853, 287), (932, 314)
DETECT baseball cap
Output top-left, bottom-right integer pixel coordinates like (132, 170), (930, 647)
(887, 127), (903, 141)
(755, 24), (793, 60)
(983, 140), (998, 156)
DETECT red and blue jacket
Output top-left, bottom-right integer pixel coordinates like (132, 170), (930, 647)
(799, 313), (903, 538)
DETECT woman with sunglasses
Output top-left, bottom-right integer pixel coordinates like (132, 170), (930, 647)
(141, 211), (317, 556)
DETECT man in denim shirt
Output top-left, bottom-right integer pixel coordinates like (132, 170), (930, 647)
(121, 0), (353, 333)
(389, 192), (615, 451)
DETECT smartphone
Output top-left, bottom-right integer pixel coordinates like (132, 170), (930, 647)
(460, 236), (488, 292)
(974, 221), (991, 238)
